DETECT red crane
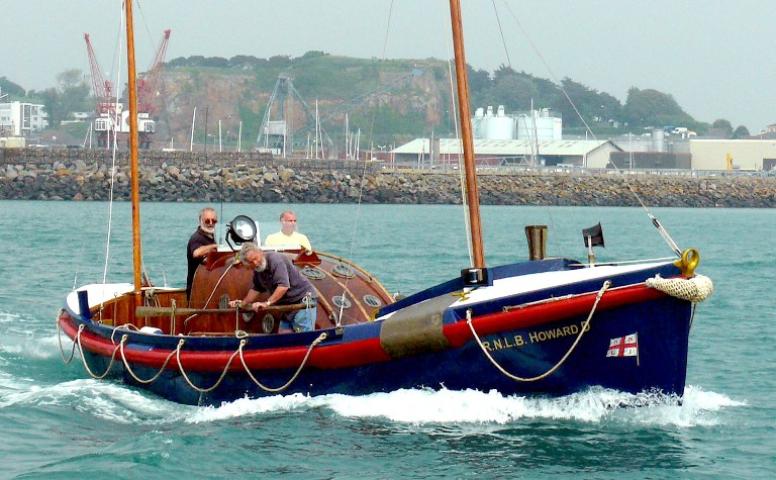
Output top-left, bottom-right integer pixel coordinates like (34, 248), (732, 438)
(137, 29), (171, 117)
(83, 29), (169, 149)
(83, 33), (115, 116)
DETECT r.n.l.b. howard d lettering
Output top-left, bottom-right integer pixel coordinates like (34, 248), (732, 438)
(482, 320), (591, 352)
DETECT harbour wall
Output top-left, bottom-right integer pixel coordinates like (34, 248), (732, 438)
(2, 149), (776, 207)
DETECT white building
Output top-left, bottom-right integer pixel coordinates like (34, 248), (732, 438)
(0, 102), (49, 136)
(392, 138), (621, 168)
(689, 139), (776, 171)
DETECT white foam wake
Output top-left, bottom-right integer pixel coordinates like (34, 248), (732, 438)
(0, 334), (65, 360)
(0, 376), (747, 429)
(0, 379), (182, 424)
(185, 385), (746, 428)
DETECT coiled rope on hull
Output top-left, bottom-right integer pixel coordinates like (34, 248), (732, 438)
(646, 247), (713, 303)
(646, 274), (714, 303)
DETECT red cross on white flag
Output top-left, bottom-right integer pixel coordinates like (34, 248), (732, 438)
(607, 333), (639, 363)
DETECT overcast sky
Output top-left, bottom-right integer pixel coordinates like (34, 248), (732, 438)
(2, 0), (774, 131)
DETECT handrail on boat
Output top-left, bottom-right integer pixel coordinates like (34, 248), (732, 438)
(134, 303), (305, 318)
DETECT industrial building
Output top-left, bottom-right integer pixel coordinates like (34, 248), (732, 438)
(689, 139), (776, 171)
(391, 138), (622, 168)
(390, 105), (614, 167)
(0, 101), (49, 137)
(609, 152), (692, 169)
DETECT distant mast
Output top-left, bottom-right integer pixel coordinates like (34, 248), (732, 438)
(124, 0), (143, 302)
(448, 0), (485, 268)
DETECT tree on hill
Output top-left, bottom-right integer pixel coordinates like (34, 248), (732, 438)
(301, 50), (328, 59)
(732, 125), (750, 139)
(30, 69), (91, 127)
(268, 55), (292, 67)
(0, 77), (25, 98)
(710, 118), (733, 138)
(556, 78), (622, 128)
(467, 65), (491, 107)
(623, 88), (695, 129)
(471, 66), (561, 113)
(489, 70), (540, 111)
(228, 55), (262, 68)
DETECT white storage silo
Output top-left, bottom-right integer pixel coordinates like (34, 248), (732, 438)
(484, 105), (515, 140)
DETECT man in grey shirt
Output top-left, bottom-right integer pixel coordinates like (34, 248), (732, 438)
(229, 243), (317, 332)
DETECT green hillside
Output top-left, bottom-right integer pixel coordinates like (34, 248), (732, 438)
(5, 51), (740, 148)
(160, 52), (716, 147)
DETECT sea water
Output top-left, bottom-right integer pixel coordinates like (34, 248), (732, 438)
(0, 200), (774, 479)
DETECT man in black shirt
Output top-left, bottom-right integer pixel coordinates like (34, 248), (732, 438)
(186, 207), (218, 303)
(228, 242), (317, 332)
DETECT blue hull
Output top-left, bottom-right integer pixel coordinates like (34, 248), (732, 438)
(77, 294), (691, 405)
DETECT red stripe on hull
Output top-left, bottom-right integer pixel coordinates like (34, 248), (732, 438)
(443, 283), (666, 347)
(59, 311), (389, 372)
(58, 283), (667, 372)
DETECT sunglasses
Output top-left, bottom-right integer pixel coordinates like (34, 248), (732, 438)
(203, 218), (218, 225)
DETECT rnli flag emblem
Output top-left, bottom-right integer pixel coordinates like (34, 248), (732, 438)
(607, 333), (639, 363)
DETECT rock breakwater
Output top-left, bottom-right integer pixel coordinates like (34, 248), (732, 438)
(2, 150), (776, 207)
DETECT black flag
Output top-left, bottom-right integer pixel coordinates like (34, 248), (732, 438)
(582, 223), (605, 248)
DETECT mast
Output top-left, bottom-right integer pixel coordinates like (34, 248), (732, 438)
(124, 0), (143, 302)
(449, 0), (485, 268)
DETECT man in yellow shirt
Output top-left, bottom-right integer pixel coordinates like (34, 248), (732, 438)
(264, 210), (312, 251)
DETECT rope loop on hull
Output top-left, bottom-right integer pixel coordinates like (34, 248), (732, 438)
(176, 339), (241, 394)
(56, 311), (78, 364)
(468, 280), (611, 383)
(59, 316), (328, 395)
(75, 324), (123, 380)
(239, 332), (328, 393)
(120, 335), (179, 385)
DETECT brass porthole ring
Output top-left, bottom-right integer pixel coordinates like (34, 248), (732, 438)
(332, 264), (355, 279)
(363, 294), (382, 308)
(332, 295), (352, 309)
(301, 266), (326, 280)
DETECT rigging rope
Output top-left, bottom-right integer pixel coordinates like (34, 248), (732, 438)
(446, 43), (473, 266)
(108, 1), (123, 96)
(101, 1), (125, 286)
(487, 3), (562, 249)
(134, 0), (157, 58)
(335, 0), (396, 325)
(491, 0), (512, 68)
(467, 280), (611, 382)
(184, 260), (237, 328)
(496, 0), (682, 257)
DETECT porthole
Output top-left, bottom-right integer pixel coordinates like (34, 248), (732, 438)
(332, 264), (355, 279)
(301, 266), (326, 280)
(363, 294), (382, 308)
(261, 314), (275, 334)
(332, 295), (352, 309)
